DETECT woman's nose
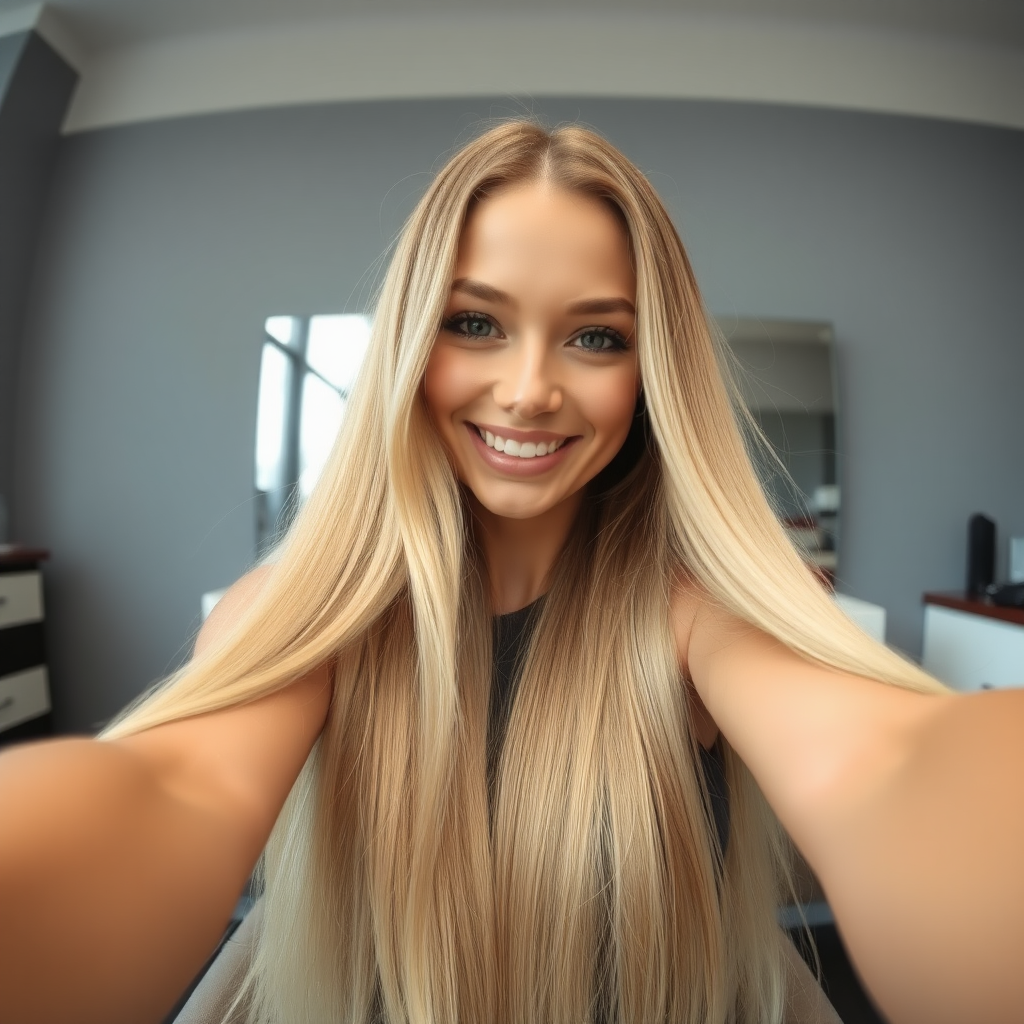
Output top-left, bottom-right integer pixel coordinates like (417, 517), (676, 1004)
(493, 338), (563, 419)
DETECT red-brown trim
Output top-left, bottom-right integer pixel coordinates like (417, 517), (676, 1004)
(0, 547), (50, 569)
(923, 591), (1024, 628)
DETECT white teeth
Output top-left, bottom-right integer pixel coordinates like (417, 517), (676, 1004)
(476, 427), (566, 459)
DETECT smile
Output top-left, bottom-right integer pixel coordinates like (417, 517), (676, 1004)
(464, 422), (578, 477)
(472, 425), (568, 459)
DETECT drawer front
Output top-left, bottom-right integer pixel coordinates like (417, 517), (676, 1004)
(0, 572), (44, 629)
(0, 622), (47, 678)
(0, 666), (51, 732)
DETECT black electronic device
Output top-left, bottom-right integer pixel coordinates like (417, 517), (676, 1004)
(966, 513), (996, 597)
(986, 581), (1024, 608)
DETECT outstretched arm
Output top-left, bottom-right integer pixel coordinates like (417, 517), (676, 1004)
(0, 571), (332, 1024)
(674, 591), (1024, 1024)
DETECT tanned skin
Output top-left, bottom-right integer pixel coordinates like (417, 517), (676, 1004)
(673, 592), (1024, 1024)
(0, 570), (331, 1024)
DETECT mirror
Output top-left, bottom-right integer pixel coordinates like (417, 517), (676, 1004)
(718, 317), (839, 582)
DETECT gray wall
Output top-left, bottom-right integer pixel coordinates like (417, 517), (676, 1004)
(0, 31), (23, 87)
(0, 30), (77, 538)
(13, 98), (1024, 733)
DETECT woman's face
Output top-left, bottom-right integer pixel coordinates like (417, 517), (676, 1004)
(423, 181), (640, 523)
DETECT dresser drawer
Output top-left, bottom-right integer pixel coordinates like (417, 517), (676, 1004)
(0, 572), (44, 629)
(0, 621), (46, 678)
(0, 666), (51, 732)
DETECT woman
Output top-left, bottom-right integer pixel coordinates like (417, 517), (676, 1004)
(1, 121), (1019, 1024)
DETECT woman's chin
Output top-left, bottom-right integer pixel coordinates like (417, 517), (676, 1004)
(467, 484), (581, 524)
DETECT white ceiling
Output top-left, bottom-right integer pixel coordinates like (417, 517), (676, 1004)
(4, 0), (1024, 52)
(2, 1), (1022, 133)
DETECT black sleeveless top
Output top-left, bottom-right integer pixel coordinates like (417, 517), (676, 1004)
(488, 600), (730, 857)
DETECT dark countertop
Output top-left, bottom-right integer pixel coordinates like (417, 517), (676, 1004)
(923, 591), (1024, 628)
(0, 547), (49, 573)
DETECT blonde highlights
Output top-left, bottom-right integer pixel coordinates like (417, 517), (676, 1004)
(104, 120), (944, 1023)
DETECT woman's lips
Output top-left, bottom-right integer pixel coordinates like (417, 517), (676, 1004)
(464, 422), (578, 477)
(471, 422), (569, 448)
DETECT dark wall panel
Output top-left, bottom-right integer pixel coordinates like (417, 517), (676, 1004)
(0, 30), (77, 540)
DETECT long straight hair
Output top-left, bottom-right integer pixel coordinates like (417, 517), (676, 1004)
(105, 121), (946, 1024)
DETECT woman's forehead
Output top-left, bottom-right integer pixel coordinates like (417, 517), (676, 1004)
(452, 183), (636, 304)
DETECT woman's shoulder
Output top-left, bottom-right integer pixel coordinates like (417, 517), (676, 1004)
(195, 565), (275, 657)
(117, 563), (333, 848)
(668, 581), (720, 751)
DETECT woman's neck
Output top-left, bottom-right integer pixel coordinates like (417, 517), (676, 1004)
(471, 490), (582, 614)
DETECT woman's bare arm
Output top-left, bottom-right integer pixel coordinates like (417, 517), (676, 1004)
(0, 570), (332, 1024)
(673, 590), (1024, 1024)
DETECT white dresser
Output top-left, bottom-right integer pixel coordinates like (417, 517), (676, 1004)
(0, 548), (52, 745)
(834, 593), (886, 643)
(921, 592), (1024, 692)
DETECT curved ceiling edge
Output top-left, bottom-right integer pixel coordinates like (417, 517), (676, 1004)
(58, 13), (1024, 134)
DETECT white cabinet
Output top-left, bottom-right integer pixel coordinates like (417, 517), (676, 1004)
(834, 594), (886, 643)
(922, 601), (1024, 692)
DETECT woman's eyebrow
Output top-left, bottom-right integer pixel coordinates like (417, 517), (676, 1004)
(450, 280), (635, 318)
(566, 297), (636, 316)
(451, 278), (513, 306)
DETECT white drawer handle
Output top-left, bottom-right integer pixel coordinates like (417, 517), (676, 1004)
(0, 696), (13, 712)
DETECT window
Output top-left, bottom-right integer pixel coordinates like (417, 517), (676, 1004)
(254, 314), (371, 550)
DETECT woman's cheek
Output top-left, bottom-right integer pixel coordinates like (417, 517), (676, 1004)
(594, 369), (642, 445)
(423, 345), (465, 429)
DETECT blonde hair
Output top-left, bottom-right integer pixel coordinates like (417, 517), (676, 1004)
(105, 120), (945, 1024)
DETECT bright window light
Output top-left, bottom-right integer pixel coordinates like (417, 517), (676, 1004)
(255, 342), (290, 493)
(299, 373), (345, 499)
(254, 313), (372, 548)
(306, 314), (371, 391)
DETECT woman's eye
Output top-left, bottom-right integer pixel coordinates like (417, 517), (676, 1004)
(443, 313), (501, 339)
(573, 328), (629, 353)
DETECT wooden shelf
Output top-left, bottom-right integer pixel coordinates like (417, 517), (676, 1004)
(0, 546), (50, 570)
(923, 591), (1024, 628)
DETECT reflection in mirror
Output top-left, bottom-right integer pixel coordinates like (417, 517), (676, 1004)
(718, 318), (840, 583)
(254, 314), (371, 550)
